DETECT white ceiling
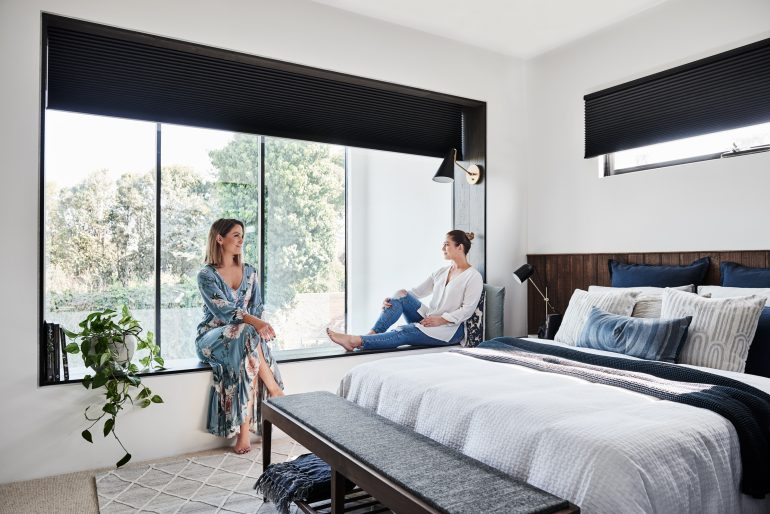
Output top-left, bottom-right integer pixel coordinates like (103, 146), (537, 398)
(309, 0), (670, 58)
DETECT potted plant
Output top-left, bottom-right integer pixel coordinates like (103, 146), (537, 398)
(64, 306), (165, 467)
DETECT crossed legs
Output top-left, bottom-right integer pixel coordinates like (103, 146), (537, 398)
(235, 343), (284, 454)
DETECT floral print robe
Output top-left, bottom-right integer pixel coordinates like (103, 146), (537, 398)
(196, 263), (283, 437)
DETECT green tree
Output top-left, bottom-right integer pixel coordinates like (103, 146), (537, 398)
(208, 134), (261, 267)
(109, 171), (155, 286)
(208, 136), (344, 309)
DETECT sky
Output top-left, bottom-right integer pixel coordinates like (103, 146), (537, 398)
(44, 110), (235, 187)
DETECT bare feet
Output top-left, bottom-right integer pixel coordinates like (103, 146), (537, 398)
(326, 328), (363, 351)
(268, 387), (285, 398)
(367, 330), (376, 335)
(234, 429), (251, 454)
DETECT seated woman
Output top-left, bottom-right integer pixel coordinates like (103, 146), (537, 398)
(327, 230), (483, 351)
(196, 218), (285, 455)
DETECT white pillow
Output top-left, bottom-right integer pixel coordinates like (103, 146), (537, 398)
(554, 289), (639, 346)
(697, 286), (770, 307)
(588, 285), (694, 318)
(661, 288), (766, 372)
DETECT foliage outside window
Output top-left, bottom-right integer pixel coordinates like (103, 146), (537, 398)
(605, 121), (770, 175)
(44, 111), (345, 374)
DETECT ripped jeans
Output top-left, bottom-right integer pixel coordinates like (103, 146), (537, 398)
(361, 292), (464, 350)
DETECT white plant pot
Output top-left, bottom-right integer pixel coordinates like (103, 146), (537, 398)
(112, 334), (137, 365)
(89, 333), (136, 369)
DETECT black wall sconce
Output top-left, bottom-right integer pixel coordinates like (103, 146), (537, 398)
(432, 148), (483, 184)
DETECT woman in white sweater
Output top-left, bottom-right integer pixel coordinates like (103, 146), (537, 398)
(327, 230), (483, 351)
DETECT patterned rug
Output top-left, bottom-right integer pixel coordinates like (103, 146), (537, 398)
(95, 439), (304, 513)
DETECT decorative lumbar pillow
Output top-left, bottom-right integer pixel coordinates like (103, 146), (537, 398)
(698, 286), (770, 306)
(588, 285), (694, 318)
(483, 284), (505, 339)
(554, 289), (639, 346)
(463, 290), (485, 348)
(576, 307), (692, 362)
(661, 288), (766, 372)
(609, 257), (710, 288)
(721, 262), (770, 288)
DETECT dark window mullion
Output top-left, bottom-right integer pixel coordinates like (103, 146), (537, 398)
(260, 135), (266, 306)
(155, 123), (162, 351)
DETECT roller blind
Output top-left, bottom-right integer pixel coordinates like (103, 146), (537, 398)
(584, 36), (770, 159)
(44, 14), (479, 158)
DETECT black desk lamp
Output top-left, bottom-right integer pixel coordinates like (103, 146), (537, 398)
(513, 263), (561, 339)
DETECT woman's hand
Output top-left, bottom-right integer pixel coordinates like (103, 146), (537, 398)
(383, 289), (408, 309)
(420, 315), (449, 327)
(254, 318), (276, 341)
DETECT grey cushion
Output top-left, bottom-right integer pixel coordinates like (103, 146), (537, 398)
(662, 288), (766, 372)
(483, 284), (505, 339)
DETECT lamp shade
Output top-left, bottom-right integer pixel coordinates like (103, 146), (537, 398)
(513, 263), (534, 284)
(432, 148), (457, 183)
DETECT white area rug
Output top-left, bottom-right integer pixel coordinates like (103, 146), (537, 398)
(96, 440), (303, 513)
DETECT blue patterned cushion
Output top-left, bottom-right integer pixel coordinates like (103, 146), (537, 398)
(463, 290), (485, 348)
(721, 262), (770, 288)
(576, 307), (692, 362)
(609, 257), (710, 287)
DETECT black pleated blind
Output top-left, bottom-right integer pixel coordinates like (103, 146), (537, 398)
(584, 37), (770, 158)
(44, 15), (476, 158)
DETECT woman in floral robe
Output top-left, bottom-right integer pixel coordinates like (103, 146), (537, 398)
(196, 218), (284, 454)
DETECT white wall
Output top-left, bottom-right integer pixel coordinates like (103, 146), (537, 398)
(347, 148), (451, 334)
(527, 0), (770, 254)
(0, 0), (527, 482)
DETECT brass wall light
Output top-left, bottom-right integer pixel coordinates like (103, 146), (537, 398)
(432, 148), (483, 184)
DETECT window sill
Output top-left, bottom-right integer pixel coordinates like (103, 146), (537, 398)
(42, 344), (456, 386)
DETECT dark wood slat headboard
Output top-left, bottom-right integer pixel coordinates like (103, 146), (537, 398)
(525, 251), (770, 334)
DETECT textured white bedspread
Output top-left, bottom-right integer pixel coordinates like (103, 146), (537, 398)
(338, 339), (770, 514)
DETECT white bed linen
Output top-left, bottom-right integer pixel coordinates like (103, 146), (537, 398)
(338, 338), (770, 514)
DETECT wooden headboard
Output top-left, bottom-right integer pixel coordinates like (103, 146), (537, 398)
(525, 250), (770, 334)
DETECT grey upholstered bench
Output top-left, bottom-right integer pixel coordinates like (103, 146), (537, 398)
(262, 391), (578, 514)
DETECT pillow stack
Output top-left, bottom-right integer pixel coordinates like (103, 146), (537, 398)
(661, 288), (766, 373)
(554, 289), (639, 346)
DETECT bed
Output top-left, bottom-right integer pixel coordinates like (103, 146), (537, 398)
(338, 252), (770, 513)
(339, 337), (770, 513)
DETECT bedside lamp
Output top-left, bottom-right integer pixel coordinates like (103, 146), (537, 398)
(513, 263), (562, 339)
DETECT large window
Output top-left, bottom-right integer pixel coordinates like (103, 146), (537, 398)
(44, 111), (346, 373)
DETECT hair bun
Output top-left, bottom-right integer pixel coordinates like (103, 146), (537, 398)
(466, 232), (475, 241)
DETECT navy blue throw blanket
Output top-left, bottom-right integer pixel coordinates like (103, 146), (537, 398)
(254, 453), (354, 514)
(452, 337), (770, 499)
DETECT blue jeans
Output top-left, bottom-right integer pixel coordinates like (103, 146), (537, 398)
(361, 292), (464, 350)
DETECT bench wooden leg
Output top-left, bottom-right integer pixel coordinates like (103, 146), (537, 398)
(262, 418), (272, 472)
(331, 468), (346, 514)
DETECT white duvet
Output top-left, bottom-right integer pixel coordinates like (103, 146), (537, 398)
(338, 339), (770, 514)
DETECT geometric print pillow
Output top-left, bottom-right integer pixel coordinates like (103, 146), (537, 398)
(554, 289), (640, 346)
(463, 290), (485, 348)
(661, 288), (766, 372)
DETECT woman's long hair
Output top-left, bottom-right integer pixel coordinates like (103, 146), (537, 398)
(205, 218), (245, 267)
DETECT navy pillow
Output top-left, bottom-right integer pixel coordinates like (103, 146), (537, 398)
(720, 262), (770, 288)
(576, 307), (692, 362)
(609, 257), (710, 287)
(744, 307), (770, 378)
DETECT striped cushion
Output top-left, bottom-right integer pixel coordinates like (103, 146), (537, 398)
(554, 289), (639, 346)
(576, 307), (692, 362)
(588, 285), (694, 318)
(661, 288), (766, 372)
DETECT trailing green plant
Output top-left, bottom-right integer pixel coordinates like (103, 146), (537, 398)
(64, 306), (165, 467)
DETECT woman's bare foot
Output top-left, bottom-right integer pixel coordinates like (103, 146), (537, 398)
(234, 429), (251, 454)
(268, 387), (285, 398)
(326, 328), (362, 351)
(367, 330), (376, 335)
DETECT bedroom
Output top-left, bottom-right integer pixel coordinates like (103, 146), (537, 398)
(1, 0), (770, 512)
